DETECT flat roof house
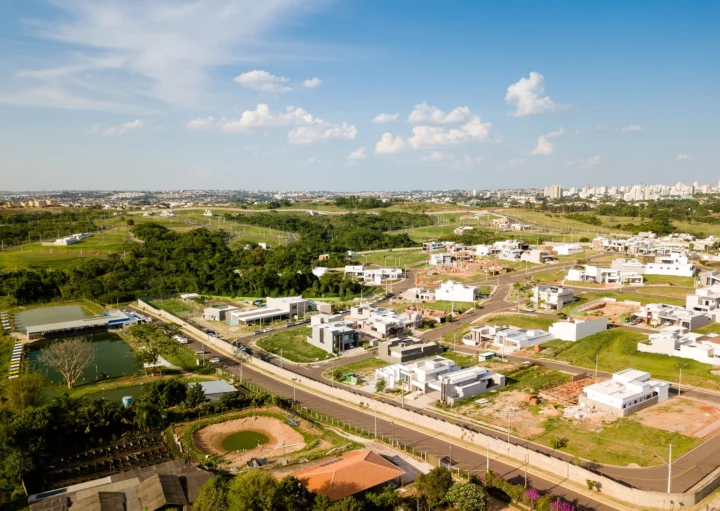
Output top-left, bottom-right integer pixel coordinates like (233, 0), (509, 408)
(549, 317), (608, 341)
(580, 369), (669, 417)
(376, 337), (443, 363)
(521, 249), (554, 264)
(637, 329), (720, 366)
(532, 285), (574, 310)
(555, 244), (583, 256)
(375, 356), (458, 394)
(439, 366), (506, 405)
(435, 280), (480, 303)
(632, 303), (712, 331)
(189, 380), (238, 402)
(492, 327), (554, 353)
(306, 322), (359, 355)
(686, 288), (720, 317)
(228, 296), (309, 325)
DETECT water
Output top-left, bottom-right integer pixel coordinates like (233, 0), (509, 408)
(86, 385), (147, 402)
(15, 305), (90, 332)
(221, 431), (269, 451)
(28, 333), (142, 385)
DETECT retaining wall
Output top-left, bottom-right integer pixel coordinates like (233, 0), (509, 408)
(135, 299), (714, 509)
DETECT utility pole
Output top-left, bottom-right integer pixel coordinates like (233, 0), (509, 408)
(486, 438), (490, 472)
(595, 354), (599, 378)
(667, 444), (673, 494)
(374, 401), (377, 438)
(678, 368), (682, 397)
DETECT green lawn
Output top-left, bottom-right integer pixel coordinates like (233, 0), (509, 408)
(482, 314), (557, 331)
(152, 298), (199, 317)
(694, 323), (720, 334)
(568, 291), (685, 309)
(634, 287), (695, 300)
(326, 357), (390, 379)
(256, 327), (334, 363)
(0, 337), (14, 376)
(534, 416), (700, 467)
(360, 249), (427, 268)
(531, 269), (568, 284)
(438, 349), (477, 368)
(501, 365), (571, 393)
(642, 275), (696, 287)
(540, 329), (720, 391)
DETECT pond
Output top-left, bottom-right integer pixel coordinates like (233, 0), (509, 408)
(221, 431), (269, 451)
(15, 305), (91, 332)
(29, 332), (142, 385)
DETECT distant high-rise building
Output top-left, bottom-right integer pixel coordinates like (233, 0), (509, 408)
(548, 184), (563, 200)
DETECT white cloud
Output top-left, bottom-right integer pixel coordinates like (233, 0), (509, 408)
(408, 102), (472, 124)
(531, 127), (563, 156)
(530, 135), (554, 156)
(186, 116), (215, 130)
(451, 155), (484, 170)
(372, 113), (399, 124)
(347, 147), (367, 160)
(422, 151), (451, 162)
(187, 103), (356, 144)
(375, 133), (405, 154)
(497, 158), (526, 169)
(234, 70), (293, 93)
(90, 119), (144, 136)
(505, 72), (565, 117)
(301, 77), (322, 89)
(566, 155), (601, 169)
(0, 88), (146, 113)
(407, 117), (493, 149)
(675, 153), (692, 161)
(288, 123), (357, 144)
(620, 124), (644, 133)
(7, 0), (323, 109)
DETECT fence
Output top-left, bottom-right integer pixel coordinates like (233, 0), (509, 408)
(136, 299), (720, 509)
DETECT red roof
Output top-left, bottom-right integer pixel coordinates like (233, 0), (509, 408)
(291, 450), (405, 501)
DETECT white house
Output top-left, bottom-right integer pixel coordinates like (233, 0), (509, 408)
(312, 267), (330, 278)
(375, 357), (457, 393)
(579, 369), (669, 417)
(493, 327), (554, 353)
(566, 265), (621, 285)
(521, 249), (554, 264)
(203, 209), (214, 217)
(439, 367), (506, 405)
(306, 321), (359, 355)
(555, 244), (584, 256)
(475, 244), (495, 257)
(637, 329), (720, 366)
(532, 285), (574, 310)
(549, 317), (608, 341)
(686, 288), (720, 318)
(344, 265), (365, 279)
(632, 303), (712, 331)
(645, 253), (696, 277)
(435, 280), (480, 302)
(363, 268), (403, 284)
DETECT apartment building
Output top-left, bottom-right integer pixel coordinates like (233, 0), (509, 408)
(579, 369), (669, 417)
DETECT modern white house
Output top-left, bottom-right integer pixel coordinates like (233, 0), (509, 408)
(439, 367), (506, 405)
(228, 296), (309, 325)
(399, 287), (436, 302)
(686, 288), (720, 318)
(521, 249), (554, 264)
(549, 317), (608, 341)
(645, 253), (696, 277)
(435, 280), (480, 302)
(344, 265), (366, 279)
(555, 244), (584, 256)
(494, 239), (525, 261)
(422, 241), (446, 252)
(203, 304), (240, 321)
(637, 329), (720, 366)
(350, 306), (420, 339)
(579, 369), (669, 417)
(362, 268), (403, 284)
(532, 285), (574, 310)
(632, 303), (712, 331)
(475, 244), (495, 256)
(306, 321), (359, 355)
(493, 327), (554, 353)
(566, 265), (622, 285)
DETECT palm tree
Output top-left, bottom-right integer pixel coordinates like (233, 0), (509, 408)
(133, 402), (162, 433)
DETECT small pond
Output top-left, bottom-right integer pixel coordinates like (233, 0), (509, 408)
(29, 332), (142, 385)
(221, 431), (269, 451)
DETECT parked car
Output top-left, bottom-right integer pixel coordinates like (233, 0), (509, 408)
(238, 345), (247, 352)
(286, 322), (295, 328)
(209, 357), (221, 364)
(254, 330), (262, 335)
(176, 338), (189, 344)
(524, 308), (535, 312)
(263, 327), (273, 333)
(195, 349), (205, 355)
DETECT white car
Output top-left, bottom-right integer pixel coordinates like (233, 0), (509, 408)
(209, 357), (221, 363)
(176, 338), (189, 344)
(263, 327), (273, 333)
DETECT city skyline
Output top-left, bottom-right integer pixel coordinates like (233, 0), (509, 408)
(0, 1), (718, 191)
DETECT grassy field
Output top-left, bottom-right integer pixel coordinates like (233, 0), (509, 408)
(694, 323), (720, 334)
(151, 298), (202, 318)
(501, 365), (571, 393)
(569, 290), (685, 308)
(540, 329), (720, 390)
(0, 336), (14, 376)
(256, 327), (334, 363)
(531, 269), (568, 284)
(438, 349), (477, 368)
(642, 275), (696, 287)
(482, 314), (557, 330)
(360, 249), (427, 267)
(533, 416), (700, 466)
(498, 209), (623, 235)
(327, 357), (390, 379)
(634, 287), (695, 300)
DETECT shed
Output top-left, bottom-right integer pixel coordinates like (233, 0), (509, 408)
(190, 380), (238, 402)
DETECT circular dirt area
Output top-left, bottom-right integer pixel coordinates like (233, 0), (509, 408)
(194, 416), (306, 467)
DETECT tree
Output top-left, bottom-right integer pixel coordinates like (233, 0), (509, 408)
(193, 476), (229, 511)
(375, 379), (386, 392)
(227, 470), (279, 511)
(446, 482), (488, 511)
(327, 497), (365, 511)
(37, 338), (95, 389)
(185, 383), (206, 408)
(275, 476), (309, 511)
(128, 323), (178, 371)
(133, 401), (162, 432)
(126, 218), (135, 226)
(2, 372), (45, 412)
(416, 467), (453, 510)
(364, 485), (401, 511)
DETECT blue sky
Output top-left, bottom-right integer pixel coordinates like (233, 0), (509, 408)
(0, 1), (718, 191)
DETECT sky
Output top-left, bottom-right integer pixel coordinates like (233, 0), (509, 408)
(0, 1), (718, 191)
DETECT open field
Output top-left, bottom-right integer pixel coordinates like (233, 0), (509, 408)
(568, 290), (685, 308)
(438, 349), (477, 368)
(329, 357), (389, 378)
(642, 274), (696, 287)
(530, 269), (568, 284)
(360, 249), (427, 267)
(634, 286), (695, 300)
(497, 210), (623, 235)
(256, 327), (334, 363)
(481, 314), (557, 331)
(538, 329), (720, 391)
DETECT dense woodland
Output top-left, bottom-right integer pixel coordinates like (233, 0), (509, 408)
(0, 211), (430, 305)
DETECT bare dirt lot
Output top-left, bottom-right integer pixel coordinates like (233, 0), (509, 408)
(634, 397), (720, 438)
(193, 416), (308, 467)
(455, 390), (554, 437)
(576, 300), (639, 322)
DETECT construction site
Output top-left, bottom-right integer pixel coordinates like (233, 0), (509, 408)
(575, 299), (640, 323)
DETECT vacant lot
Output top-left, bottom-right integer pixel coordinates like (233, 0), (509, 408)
(635, 398), (720, 438)
(256, 328), (334, 363)
(538, 329), (720, 391)
(481, 314), (556, 331)
(643, 275), (696, 287)
(634, 286), (695, 300)
(438, 349), (477, 368)
(531, 269), (567, 284)
(360, 249), (427, 268)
